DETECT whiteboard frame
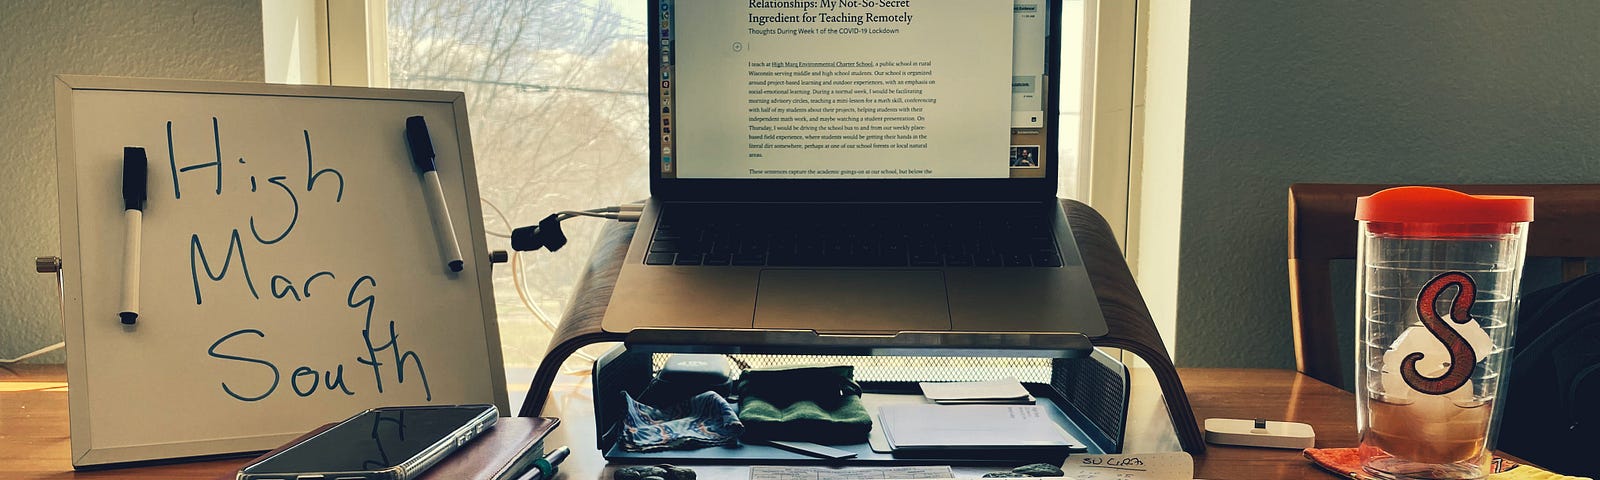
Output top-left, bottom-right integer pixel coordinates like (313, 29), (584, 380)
(53, 75), (510, 467)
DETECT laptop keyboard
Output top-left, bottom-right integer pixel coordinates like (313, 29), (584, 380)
(642, 204), (1064, 268)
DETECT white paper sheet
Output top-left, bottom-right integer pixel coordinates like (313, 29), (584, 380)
(919, 378), (1034, 403)
(751, 465), (955, 480)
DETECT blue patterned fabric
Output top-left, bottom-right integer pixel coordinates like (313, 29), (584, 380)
(619, 390), (744, 452)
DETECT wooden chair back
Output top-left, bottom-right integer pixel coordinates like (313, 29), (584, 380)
(1288, 183), (1600, 388)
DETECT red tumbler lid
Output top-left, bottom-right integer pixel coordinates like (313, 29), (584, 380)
(1355, 186), (1533, 236)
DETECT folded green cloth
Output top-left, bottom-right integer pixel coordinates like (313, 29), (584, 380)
(736, 365), (872, 444)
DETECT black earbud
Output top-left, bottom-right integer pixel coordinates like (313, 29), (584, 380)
(511, 214), (568, 252)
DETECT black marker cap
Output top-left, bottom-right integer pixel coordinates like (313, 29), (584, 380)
(405, 116), (437, 172)
(122, 147), (147, 211)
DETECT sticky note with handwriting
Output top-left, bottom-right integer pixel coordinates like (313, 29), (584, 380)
(1059, 452), (1195, 480)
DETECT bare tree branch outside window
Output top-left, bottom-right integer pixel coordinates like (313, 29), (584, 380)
(385, 0), (1083, 385)
(389, 0), (648, 370)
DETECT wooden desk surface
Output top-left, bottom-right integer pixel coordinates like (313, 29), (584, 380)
(1, 363), (1355, 480)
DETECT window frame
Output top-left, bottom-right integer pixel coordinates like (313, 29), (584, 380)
(261, 0), (388, 87)
(1078, 0), (1139, 251)
(269, 0), (1144, 244)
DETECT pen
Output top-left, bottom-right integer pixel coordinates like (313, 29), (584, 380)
(120, 147), (147, 325)
(513, 446), (569, 480)
(404, 116), (466, 273)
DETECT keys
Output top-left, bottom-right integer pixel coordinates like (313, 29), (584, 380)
(944, 254), (973, 267)
(1004, 253), (1032, 267)
(732, 253), (767, 266)
(703, 252), (732, 266)
(645, 252), (675, 265)
(1032, 253), (1063, 268)
(910, 251), (943, 267)
(648, 204), (1060, 268)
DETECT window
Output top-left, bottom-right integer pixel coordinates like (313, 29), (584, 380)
(387, 2), (652, 401)
(273, 0), (1134, 412)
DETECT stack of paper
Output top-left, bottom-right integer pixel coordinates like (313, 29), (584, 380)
(918, 378), (1035, 404)
(878, 404), (1079, 452)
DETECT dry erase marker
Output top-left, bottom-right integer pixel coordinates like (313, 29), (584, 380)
(512, 446), (569, 480)
(120, 147), (147, 325)
(405, 116), (465, 272)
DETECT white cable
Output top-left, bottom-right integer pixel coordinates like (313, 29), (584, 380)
(557, 210), (618, 220)
(510, 251), (554, 330)
(483, 198), (610, 367)
(517, 248), (597, 366)
(498, 215), (596, 364)
(482, 198), (558, 329)
(479, 198), (515, 239)
(616, 202), (645, 222)
(481, 198), (546, 328)
(0, 342), (65, 364)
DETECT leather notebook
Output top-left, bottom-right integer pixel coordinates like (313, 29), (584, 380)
(223, 417), (560, 480)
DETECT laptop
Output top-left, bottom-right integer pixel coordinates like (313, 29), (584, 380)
(605, 0), (1107, 337)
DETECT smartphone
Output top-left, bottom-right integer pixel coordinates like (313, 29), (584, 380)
(237, 404), (498, 480)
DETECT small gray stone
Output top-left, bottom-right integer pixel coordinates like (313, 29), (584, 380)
(658, 464), (697, 480)
(615, 465), (668, 480)
(1012, 463), (1064, 477)
(982, 473), (1029, 478)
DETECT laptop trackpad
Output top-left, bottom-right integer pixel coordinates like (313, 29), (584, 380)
(754, 270), (952, 332)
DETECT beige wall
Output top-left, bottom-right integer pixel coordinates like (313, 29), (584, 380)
(0, 0), (264, 363)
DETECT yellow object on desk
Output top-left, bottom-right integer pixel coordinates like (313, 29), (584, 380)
(1489, 465), (1594, 480)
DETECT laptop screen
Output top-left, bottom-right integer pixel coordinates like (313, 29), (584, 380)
(656, 0), (1053, 181)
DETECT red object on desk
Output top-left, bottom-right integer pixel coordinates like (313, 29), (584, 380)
(1304, 447), (1521, 479)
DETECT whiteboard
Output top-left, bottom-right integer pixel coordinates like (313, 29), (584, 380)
(53, 76), (509, 467)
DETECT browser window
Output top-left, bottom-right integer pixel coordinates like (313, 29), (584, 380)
(661, 0), (1052, 179)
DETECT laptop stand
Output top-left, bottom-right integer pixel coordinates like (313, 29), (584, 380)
(518, 199), (1204, 455)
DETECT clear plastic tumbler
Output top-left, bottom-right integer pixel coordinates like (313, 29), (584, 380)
(1354, 186), (1533, 480)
